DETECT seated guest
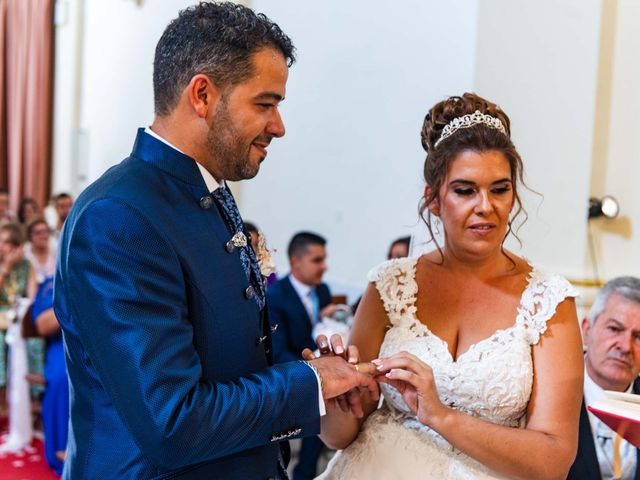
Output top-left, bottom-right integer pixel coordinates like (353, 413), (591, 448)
(24, 218), (57, 283)
(268, 231), (334, 480)
(569, 276), (640, 480)
(17, 197), (41, 228)
(0, 223), (39, 391)
(268, 231), (334, 363)
(387, 235), (411, 259)
(52, 192), (73, 238)
(32, 276), (68, 476)
(0, 189), (15, 224)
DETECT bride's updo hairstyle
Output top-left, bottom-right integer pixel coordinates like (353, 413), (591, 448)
(419, 92), (528, 256)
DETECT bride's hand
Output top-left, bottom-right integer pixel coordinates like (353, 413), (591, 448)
(302, 334), (375, 418)
(372, 351), (447, 427)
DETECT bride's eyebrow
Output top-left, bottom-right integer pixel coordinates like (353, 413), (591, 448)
(448, 178), (512, 187)
(492, 178), (512, 185)
(448, 179), (476, 187)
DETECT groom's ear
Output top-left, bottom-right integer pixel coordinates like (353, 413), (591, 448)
(185, 74), (221, 119)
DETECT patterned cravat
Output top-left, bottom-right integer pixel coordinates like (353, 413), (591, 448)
(210, 187), (265, 310)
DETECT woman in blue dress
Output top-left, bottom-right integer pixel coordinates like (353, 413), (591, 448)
(31, 275), (68, 476)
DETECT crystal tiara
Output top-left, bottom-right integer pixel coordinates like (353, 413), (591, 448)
(434, 110), (507, 148)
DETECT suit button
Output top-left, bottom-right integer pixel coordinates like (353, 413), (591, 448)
(199, 195), (212, 209)
(244, 286), (254, 299)
(225, 239), (235, 253)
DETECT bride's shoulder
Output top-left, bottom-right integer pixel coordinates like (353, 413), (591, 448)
(366, 256), (418, 283)
(521, 259), (577, 295)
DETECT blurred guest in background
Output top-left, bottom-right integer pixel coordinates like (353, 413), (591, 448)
(387, 236), (411, 259)
(0, 223), (40, 397)
(52, 193), (73, 238)
(268, 231), (334, 479)
(245, 221), (277, 286)
(32, 275), (68, 477)
(0, 190), (15, 225)
(25, 218), (57, 284)
(352, 235), (412, 313)
(17, 197), (41, 229)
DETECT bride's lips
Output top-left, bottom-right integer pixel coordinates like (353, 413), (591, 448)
(468, 222), (496, 235)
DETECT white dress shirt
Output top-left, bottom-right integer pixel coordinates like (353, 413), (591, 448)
(144, 127), (325, 415)
(584, 368), (637, 479)
(288, 274), (317, 323)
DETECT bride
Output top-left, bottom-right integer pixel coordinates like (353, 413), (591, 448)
(315, 93), (584, 479)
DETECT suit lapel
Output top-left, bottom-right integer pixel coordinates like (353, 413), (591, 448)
(578, 399), (601, 479)
(284, 276), (313, 326)
(633, 378), (640, 479)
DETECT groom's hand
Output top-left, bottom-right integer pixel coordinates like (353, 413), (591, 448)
(303, 334), (379, 417)
(309, 355), (379, 403)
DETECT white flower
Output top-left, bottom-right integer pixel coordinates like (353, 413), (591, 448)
(256, 232), (276, 277)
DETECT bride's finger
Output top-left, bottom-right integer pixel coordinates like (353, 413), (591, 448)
(330, 334), (346, 357)
(372, 354), (431, 376)
(347, 344), (359, 364)
(385, 368), (429, 392)
(315, 335), (331, 355)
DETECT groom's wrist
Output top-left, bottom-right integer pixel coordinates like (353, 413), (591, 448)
(301, 360), (327, 416)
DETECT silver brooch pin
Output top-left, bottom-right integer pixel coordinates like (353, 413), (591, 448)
(231, 231), (247, 248)
(225, 231), (248, 253)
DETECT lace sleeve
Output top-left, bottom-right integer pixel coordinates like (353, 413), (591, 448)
(517, 271), (579, 345)
(366, 257), (418, 328)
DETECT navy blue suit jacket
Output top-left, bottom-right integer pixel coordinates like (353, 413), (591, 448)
(267, 276), (331, 364)
(567, 378), (640, 480)
(54, 129), (320, 479)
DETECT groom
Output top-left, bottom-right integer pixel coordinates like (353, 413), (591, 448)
(53, 3), (376, 479)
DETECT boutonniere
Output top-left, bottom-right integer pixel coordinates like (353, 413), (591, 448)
(255, 232), (276, 277)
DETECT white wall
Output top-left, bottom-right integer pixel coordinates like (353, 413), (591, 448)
(247, 0), (478, 295)
(52, 0), (81, 196)
(589, 0), (640, 280)
(474, 0), (603, 279)
(51, 1), (638, 300)
(52, 0), (195, 196)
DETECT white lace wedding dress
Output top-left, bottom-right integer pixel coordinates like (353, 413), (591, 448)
(317, 257), (577, 479)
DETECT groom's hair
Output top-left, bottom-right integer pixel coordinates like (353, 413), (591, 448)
(153, 1), (295, 116)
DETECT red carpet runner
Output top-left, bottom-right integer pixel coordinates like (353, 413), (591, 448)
(0, 417), (58, 479)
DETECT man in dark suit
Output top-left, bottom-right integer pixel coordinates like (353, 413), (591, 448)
(569, 276), (640, 480)
(53, 4), (377, 479)
(269, 232), (335, 364)
(268, 231), (336, 479)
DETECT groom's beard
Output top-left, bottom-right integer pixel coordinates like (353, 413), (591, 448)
(206, 100), (260, 182)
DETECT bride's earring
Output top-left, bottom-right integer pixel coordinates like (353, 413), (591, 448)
(433, 217), (441, 236)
